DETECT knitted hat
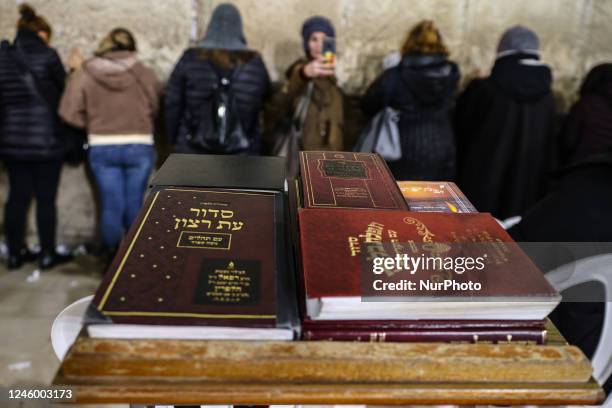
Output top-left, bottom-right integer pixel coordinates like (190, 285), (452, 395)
(301, 16), (335, 57)
(197, 3), (248, 51)
(497, 25), (540, 57)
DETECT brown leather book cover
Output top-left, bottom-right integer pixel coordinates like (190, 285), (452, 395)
(300, 151), (408, 210)
(298, 209), (559, 303)
(303, 328), (546, 344)
(397, 181), (477, 213)
(90, 187), (283, 327)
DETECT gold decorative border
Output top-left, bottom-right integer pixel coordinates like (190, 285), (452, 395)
(97, 188), (277, 320)
(98, 191), (161, 310)
(176, 231), (232, 250)
(304, 151), (401, 209)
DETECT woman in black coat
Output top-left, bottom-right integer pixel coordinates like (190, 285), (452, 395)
(455, 26), (557, 219)
(361, 20), (459, 181)
(165, 3), (270, 155)
(0, 4), (70, 269)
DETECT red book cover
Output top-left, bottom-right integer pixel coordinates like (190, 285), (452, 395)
(301, 318), (545, 331)
(90, 187), (281, 327)
(397, 181), (477, 213)
(302, 328), (546, 344)
(300, 151), (408, 210)
(298, 209), (559, 320)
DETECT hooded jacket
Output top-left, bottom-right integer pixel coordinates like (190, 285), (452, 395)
(165, 3), (270, 154)
(361, 53), (460, 180)
(164, 49), (270, 154)
(59, 51), (161, 143)
(0, 29), (66, 161)
(455, 53), (557, 219)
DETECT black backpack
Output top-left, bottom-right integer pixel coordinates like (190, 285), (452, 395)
(186, 64), (250, 153)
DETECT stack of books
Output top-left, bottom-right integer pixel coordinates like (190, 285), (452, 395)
(294, 151), (559, 343)
(83, 151), (560, 345)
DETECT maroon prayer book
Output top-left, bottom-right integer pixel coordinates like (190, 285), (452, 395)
(298, 209), (560, 321)
(299, 151), (407, 210)
(86, 187), (297, 340)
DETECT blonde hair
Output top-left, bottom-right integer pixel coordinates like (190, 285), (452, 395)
(96, 28), (137, 56)
(17, 4), (52, 39)
(401, 20), (449, 56)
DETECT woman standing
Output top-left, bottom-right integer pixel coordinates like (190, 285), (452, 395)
(455, 26), (556, 219)
(0, 4), (70, 270)
(165, 3), (270, 155)
(361, 20), (459, 181)
(283, 16), (344, 152)
(60, 28), (161, 256)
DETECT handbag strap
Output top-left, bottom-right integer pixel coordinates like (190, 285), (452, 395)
(10, 42), (55, 108)
(292, 81), (314, 131)
(383, 68), (400, 108)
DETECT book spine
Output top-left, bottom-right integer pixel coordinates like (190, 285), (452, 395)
(303, 329), (546, 344)
(301, 319), (546, 331)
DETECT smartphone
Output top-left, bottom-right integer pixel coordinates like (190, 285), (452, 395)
(322, 37), (336, 64)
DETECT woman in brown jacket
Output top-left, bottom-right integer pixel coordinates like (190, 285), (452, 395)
(59, 28), (161, 255)
(284, 16), (344, 152)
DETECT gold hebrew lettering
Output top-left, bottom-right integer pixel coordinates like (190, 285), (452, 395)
(216, 220), (231, 230)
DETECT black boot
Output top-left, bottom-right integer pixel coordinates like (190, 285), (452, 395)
(40, 251), (74, 270)
(7, 247), (38, 270)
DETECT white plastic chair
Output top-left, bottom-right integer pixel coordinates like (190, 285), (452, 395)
(545, 254), (612, 407)
(50, 294), (93, 361)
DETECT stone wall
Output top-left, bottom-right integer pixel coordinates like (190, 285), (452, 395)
(1, 0), (611, 245)
(3, 0), (611, 103)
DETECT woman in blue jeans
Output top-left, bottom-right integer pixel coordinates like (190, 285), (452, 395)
(60, 28), (161, 254)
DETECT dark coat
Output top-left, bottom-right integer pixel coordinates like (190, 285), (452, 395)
(361, 53), (460, 181)
(455, 53), (557, 219)
(508, 152), (612, 392)
(164, 48), (270, 154)
(0, 29), (66, 161)
(559, 64), (612, 165)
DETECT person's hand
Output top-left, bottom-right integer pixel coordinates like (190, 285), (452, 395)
(302, 56), (336, 78)
(67, 47), (84, 72)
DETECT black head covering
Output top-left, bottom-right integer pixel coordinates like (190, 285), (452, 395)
(197, 3), (248, 51)
(580, 63), (612, 97)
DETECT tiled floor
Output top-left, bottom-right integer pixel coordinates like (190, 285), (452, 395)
(0, 254), (127, 408)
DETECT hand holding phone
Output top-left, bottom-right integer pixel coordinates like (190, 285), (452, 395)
(322, 37), (336, 65)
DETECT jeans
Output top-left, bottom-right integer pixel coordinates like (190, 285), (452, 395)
(89, 144), (154, 248)
(3, 160), (62, 255)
